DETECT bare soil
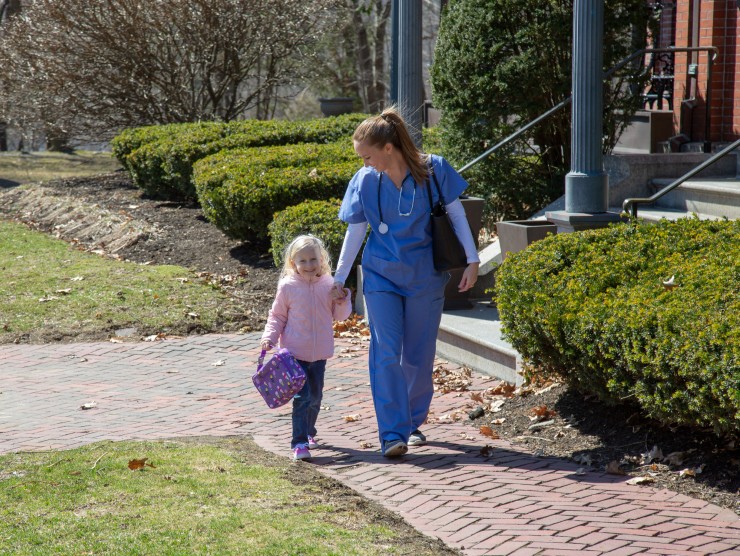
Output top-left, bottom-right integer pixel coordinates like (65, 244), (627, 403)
(1, 171), (737, 519)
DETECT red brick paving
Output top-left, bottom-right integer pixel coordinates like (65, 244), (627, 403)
(1, 333), (738, 555)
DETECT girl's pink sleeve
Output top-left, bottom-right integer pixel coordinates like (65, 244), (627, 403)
(262, 282), (288, 346)
(332, 288), (352, 322)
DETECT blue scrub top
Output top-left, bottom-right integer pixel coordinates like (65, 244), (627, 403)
(338, 154), (469, 297)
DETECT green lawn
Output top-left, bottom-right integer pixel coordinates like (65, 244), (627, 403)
(0, 220), (244, 342)
(0, 150), (121, 185)
(0, 439), (417, 555)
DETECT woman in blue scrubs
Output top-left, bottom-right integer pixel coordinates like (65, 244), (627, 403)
(333, 108), (480, 458)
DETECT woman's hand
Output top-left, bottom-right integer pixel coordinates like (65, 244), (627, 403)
(457, 262), (479, 292)
(260, 339), (273, 351)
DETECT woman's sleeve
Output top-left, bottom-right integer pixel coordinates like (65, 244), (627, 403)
(338, 171), (368, 224)
(434, 156), (468, 202)
(333, 221), (368, 285)
(445, 199), (480, 264)
(261, 282), (288, 346)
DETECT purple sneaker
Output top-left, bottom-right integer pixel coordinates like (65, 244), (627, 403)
(307, 435), (319, 450)
(292, 444), (311, 461)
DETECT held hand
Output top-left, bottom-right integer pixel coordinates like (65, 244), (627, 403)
(457, 262), (479, 292)
(260, 339), (273, 351)
(330, 282), (348, 300)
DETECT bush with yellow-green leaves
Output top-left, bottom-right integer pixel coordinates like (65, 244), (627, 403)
(111, 114), (368, 200)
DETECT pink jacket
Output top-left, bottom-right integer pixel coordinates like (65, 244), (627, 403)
(261, 273), (352, 362)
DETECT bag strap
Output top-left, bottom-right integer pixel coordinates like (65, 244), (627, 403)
(257, 349), (267, 372)
(425, 162), (446, 212)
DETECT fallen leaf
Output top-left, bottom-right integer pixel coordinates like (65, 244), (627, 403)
(342, 414), (361, 422)
(479, 425), (500, 439)
(490, 399), (505, 413)
(359, 441), (373, 449)
(55, 288), (72, 295)
(491, 418), (506, 425)
(80, 401), (97, 410)
(38, 295), (60, 302)
(626, 476), (655, 485)
(490, 382), (516, 397)
(109, 337), (123, 343)
(470, 392), (484, 403)
(480, 445), (494, 457)
(211, 359), (226, 367)
(187, 312), (200, 318)
(605, 461), (626, 475)
(128, 458), (156, 471)
(529, 405), (557, 421)
(679, 467), (696, 478)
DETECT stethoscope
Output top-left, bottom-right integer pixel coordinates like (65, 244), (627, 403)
(377, 172), (416, 235)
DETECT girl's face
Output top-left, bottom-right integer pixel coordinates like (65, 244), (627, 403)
(354, 140), (392, 173)
(291, 245), (321, 278)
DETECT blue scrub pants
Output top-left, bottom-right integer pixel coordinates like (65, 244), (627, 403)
(364, 288), (445, 452)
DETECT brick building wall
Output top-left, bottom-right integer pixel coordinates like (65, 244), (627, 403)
(672, 0), (739, 143)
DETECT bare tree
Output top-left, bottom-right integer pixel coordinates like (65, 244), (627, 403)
(351, 0), (392, 112)
(0, 0), (339, 142)
(0, 0), (23, 150)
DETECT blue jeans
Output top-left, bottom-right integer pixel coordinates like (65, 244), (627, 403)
(291, 359), (326, 449)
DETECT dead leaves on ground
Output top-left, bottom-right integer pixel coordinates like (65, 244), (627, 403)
(128, 458), (156, 470)
(479, 425), (500, 439)
(333, 314), (370, 339)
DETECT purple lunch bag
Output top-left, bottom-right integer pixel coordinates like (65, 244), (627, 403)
(251, 348), (307, 409)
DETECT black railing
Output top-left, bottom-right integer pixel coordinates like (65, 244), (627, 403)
(622, 138), (740, 218)
(458, 46), (719, 175)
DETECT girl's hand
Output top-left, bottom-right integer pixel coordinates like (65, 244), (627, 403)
(457, 262), (479, 292)
(330, 282), (347, 300)
(260, 339), (273, 351)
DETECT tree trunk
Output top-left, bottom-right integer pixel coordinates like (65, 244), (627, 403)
(370, 0), (391, 112)
(0, 122), (7, 151)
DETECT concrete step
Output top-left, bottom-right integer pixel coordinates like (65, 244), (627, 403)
(437, 300), (523, 385)
(649, 177), (740, 219)
(608, 205), (724, 222)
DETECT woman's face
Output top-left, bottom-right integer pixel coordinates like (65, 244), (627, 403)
(354, 140), (392, 173)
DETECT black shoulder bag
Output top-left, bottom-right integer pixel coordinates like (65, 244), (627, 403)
(425, 168), (469, 272)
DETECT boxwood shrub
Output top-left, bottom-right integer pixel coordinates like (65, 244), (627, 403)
(495, 218), (739, 435)
(110, 122), (224, 175)
(268, 199), (347, 268)
(113, 114), (368, 200)
(193, 141), (359, 242)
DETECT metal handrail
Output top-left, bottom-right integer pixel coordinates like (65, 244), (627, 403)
(457, 46), (719, 175)
(622, 138), (740, 218)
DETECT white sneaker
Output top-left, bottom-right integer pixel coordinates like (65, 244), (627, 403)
(307, 435), (319, 450)
(408, 429), (427, 446)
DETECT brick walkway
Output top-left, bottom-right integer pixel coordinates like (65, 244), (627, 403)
(1, 333), (738, 555)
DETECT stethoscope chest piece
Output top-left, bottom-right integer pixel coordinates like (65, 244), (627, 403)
(378, 222), (389, 234)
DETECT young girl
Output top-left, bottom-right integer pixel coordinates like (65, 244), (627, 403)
(261, 235), (352, 461)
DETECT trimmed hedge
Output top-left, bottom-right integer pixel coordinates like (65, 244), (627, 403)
(112, 114), (368, 200)
(495, 218), (740, 434)
(194, 141), (359, 241)
(268, 199), (348, 269)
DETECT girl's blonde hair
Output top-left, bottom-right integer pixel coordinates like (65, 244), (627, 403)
(352, 105), (430, 184)
(281, 234), (332, 278)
